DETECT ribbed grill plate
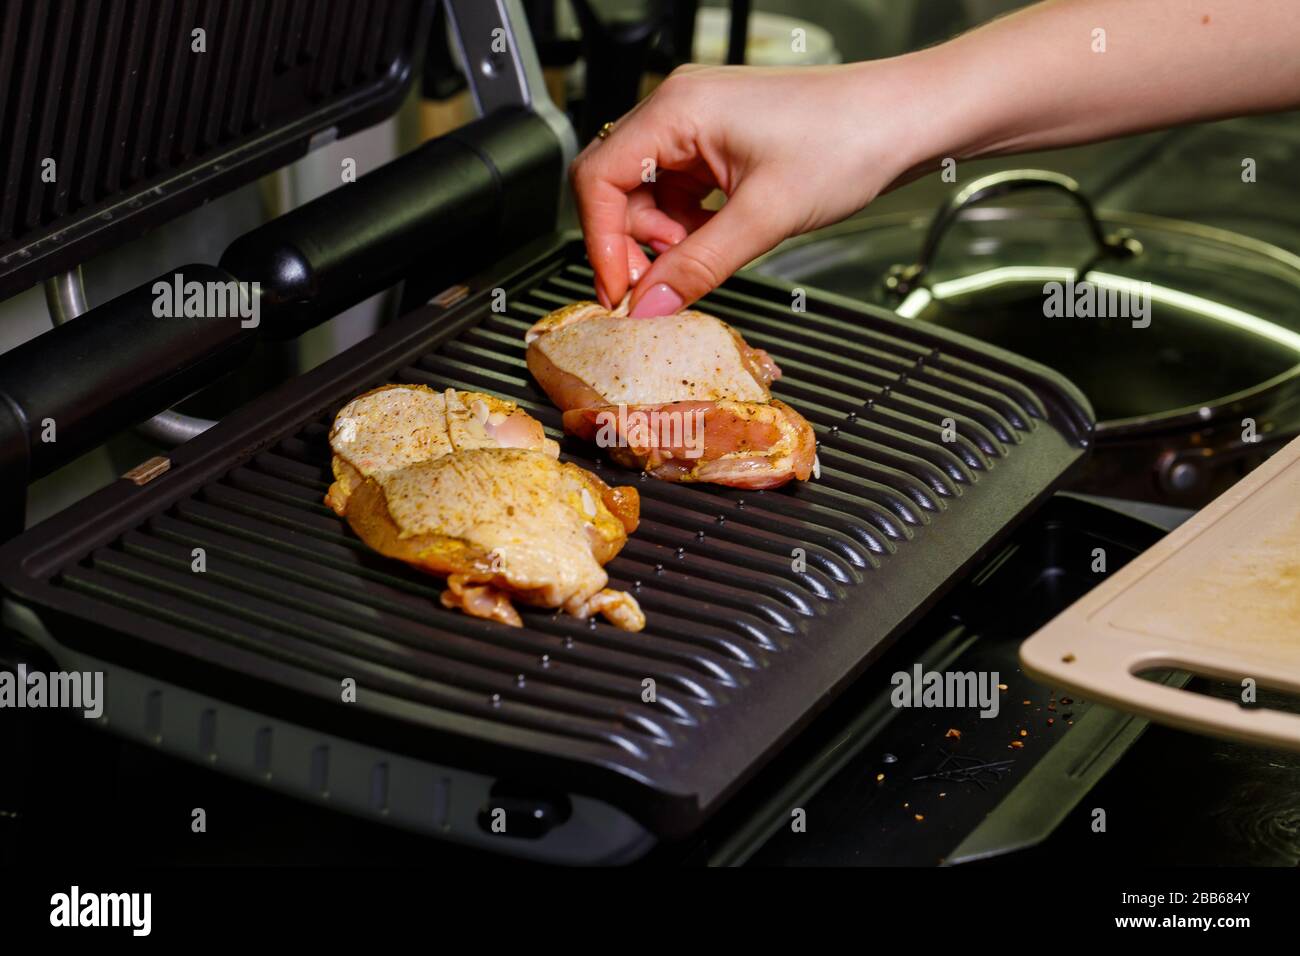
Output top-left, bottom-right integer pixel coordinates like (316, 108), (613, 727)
(0, 236), (1093, 835)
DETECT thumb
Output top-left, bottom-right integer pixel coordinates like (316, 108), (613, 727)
(627, 184), (789, 316)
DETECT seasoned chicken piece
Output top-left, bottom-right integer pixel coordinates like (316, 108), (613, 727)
(525, 301), (815, 489)
(563, 399), (816, 489)
(340, 448), (643, 630)
(325, 384), (557, 515)
(525, 301), (780, 408)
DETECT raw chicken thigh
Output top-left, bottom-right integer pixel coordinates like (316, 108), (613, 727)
(525, 301), (815, 488)
(325, 384), (557, 515)
(340, 447), (644, 630)
(324, 385), (642, 630)
(525, 302), (780, 406)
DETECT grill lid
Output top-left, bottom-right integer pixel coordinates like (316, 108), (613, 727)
(0, 0), (432, 299)
(0, 236), (1093, 836)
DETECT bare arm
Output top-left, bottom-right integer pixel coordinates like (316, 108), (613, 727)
(570, 0), (1300, 316)
(937, 0), (1300, 159)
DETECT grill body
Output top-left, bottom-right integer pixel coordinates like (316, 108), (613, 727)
(0, 236), (1093, 858)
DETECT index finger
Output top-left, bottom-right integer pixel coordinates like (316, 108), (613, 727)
(570, 107), (697, 307)
(571, 172), (632, 308)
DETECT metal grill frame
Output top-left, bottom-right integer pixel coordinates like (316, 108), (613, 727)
(0, 234), (1094, 840)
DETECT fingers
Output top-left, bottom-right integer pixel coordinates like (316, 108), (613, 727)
(574, 176), (633, 308)
(627, 195), (687, 251)
(625, 236), (652, 288)
(571, 105), (700, 306)
(628, 181), (789, 316)
(653, 174), (716, 234)
(582, 191), (675, 303)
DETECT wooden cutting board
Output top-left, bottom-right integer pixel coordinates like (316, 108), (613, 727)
(1021, 435), (1300, 750)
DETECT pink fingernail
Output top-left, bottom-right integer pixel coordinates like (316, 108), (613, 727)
(630, 283), (683, 318)
(594, 277), (610, 308)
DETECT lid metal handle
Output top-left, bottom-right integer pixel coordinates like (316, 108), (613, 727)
(885, 169), (1142, 297)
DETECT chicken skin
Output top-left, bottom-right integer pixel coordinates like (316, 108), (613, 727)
(325, 384), (557, 515)
(525, 301), (816, 488)
(340, 448), (644, 630)
(562, 399), (815, 488)
(525, 301), (780, 407)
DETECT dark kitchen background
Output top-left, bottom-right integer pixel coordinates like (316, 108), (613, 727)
(2, 0), (1298, 869)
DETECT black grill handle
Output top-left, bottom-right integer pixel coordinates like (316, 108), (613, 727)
(0, 263), (257, 537)
(0, 109), (562, 539)
(221, 108), (563, 338)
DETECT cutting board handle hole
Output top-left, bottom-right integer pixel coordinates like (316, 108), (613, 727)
(1132, 666), (1300, 715)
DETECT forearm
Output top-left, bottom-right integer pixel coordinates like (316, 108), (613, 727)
(573, 0), (1300, 309)
(900, 0), (1300, 168)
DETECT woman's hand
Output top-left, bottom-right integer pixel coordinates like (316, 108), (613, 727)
(570, 58), (948, 316)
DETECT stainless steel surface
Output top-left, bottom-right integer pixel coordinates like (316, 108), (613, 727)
(132, 409), (216, 447)
(42, 266), (216, 448)
(41, 266), (89, 327)
(444, 0), (579, 177)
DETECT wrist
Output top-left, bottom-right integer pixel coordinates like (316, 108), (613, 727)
(837, 45), (994, 190)
(896, 42), (1001, 172)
